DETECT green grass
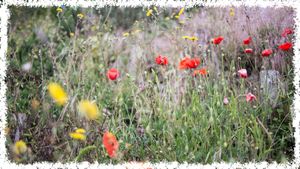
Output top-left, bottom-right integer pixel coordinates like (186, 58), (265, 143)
(6, 6), (294, 163)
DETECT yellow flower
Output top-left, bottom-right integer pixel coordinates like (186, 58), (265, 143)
(56, 7), (63, 13)
(175, 7), (184, 19)
(189, 36), (198, 41)
(165, 17), (170, 21)
(47, 82), (68, 106)
(69, 132), (86, 141)
(182, 36), (198, 41)
(69, 32), (75, 37)
(69, 128), (86, 141)
(146, 9), (153, 17)
(75, 128), (86, 134)
(78, 100), (100, 120)
(13, 140), (27, 155)
(77, 13), (84, 19)
(229, 8), (235, 17)
(123, 32), (130, 37)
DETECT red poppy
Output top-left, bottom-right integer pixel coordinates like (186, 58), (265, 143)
(244, 48), (253, 54)
(187, 57), (201, 69)
(193, 68), (207, 76)
(179, 56), (200, 69)
(155, 55), (168, 65)
(107, 68), (119, 81)
(261, 49), (273, 57)
(243, 37), (252, 45)
(281, 28), (293, 37)
(279, 42), (292, 51)
(212, 36), (224, 45)
(103, 131), (119, 158)
(246, 93), (256, 102)
(179, 56), (190, 69)
(238, 69), (248, 78)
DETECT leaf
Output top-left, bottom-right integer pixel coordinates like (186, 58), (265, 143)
(75, 145), (97, 162)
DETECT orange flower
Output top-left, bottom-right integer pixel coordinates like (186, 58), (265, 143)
(103, 131), (119, 158)
(193, 68), (207, 76)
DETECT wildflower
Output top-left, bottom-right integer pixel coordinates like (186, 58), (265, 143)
(187, 57), (201, 69)
(69, 128), (86, 141)
(175, 7), (184, 19)
(47, 82), (68, 106)
(146, 9), (153, 17)
(13, 140), (27, 155)
(262, 49), (273, 57)
(75, 128), (86, 134)
(107, 68), (120, 81)
(279, 42), (293, 51)
(223, 97), (229, 105)
(243, 37), (252, 45)
(165, 17), (170, 21)
(155, 55), (168, 65)
(103, 131), (119, 158)
(78, 100), (100, 120)
(123, 32), (130, 37)
(182, 36), (198, 42)
(281, 28), (293, 37)
(179, 56), (191, 69)
(69, 32), (75, 37)
(229, 8), (235, 17)
(193, 68), (207, 76)
(244, 48), (253, 54)
(179, 56), (200, 69)
(238, 69), (248, 78)
(246, 92), (256, 102)
(56, 7), (63, 13)
(212, 36), (224, 45)
(77, 13), (84, 19)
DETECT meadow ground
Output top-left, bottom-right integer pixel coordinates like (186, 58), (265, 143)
(5, 6), (295, 163)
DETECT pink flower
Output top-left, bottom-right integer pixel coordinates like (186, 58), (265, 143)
(238, 69), (248, 78)
(246, 93), (256, 102)
(223, 97), (229, 105)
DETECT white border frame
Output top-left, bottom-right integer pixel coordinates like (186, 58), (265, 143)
(0, 0), (299, 168)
